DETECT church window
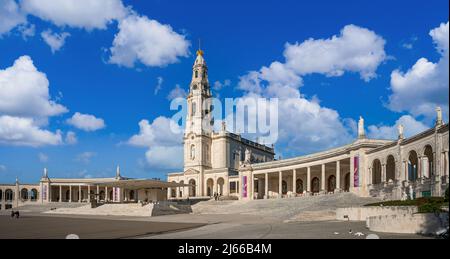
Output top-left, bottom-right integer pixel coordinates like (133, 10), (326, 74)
(192, 102), (197, 116)
(190, 145), (195, 160)
(195, 70), (198, 78)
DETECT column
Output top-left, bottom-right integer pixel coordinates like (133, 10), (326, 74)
(69, 185), (72, 203)
(293, 169), (297, 196)
(88, 186), (91, 202)
(368, 168), (373, 185)
(251, 173), (254, 200)
(278, 171), (282, 198)
(96, 185), (100, 202)
(336, 161), (341, 191)
(307, 167), (311, 193)
(350, 157), (355, 191)
(321, 164), (326, 192)
(59, 185), (62, 202)
(382, 164), (387, 183)
(445, 152), (449, 177)
(264, 173), (269, 199)
(78, 185), (82, 203)
(105, 186), (108, 202)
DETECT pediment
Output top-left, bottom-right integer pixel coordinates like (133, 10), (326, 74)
(184, 168), (199, 175)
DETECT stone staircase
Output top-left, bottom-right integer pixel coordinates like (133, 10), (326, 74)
(44, 203), (154, 217)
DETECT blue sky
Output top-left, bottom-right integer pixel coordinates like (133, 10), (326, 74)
(0, 0), (448, 183)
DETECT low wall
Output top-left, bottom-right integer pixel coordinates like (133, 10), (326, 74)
(336, 206), (418, 221)
(367, 213), (449, 234)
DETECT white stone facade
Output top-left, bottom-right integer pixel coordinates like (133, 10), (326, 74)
(168, 52), (449, 201)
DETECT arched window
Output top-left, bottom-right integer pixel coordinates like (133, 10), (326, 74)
(189, 179), (196, 197)
(5, 189), (13, 201)
(372, 159), (382, 184)
(31, 189), (38, 201)
(386, 155), (396, 182)
(195, 70), (198, 78)
(296, 179), (303, 194)
(423, 145), (433, 178)
(328, 175), (336, 192)
(0, 190), (3, 201)
(311, 178), (320, 193)
(282, 180), (288, 195)
(408, 151), (418, 181)
(192, 102), (197, 116)
(190, 145), (196, 160)
(21, 188), (29, 200)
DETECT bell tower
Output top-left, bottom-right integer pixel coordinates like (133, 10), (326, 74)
(184, 47), (213, 196)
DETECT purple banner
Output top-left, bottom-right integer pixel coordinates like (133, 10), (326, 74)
(354, 156), (359, 187)
(242, 176), (248, 198)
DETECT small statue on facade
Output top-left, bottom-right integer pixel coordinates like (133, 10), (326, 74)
(245, 148), (252, 164)
(397, 124), (404, 139)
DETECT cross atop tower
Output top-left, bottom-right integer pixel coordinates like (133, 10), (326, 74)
(197, 38), (204, 56)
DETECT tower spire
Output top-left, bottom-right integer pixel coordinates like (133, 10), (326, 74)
(197, 38), (204, 56)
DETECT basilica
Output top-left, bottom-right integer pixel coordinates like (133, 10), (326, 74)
(167, 50), (449, 201)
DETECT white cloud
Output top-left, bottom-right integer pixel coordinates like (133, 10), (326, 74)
(67, 112), (106, 132)
(65, 131), (77, 145)
(235, 25), (386, 155)
(284, 24), (386, 81)
(108, 14), (190, 68)
(154, 76), (163, 95)
(38, 152), (48, 163)
(0, 164), (7, 172)
(213, 79), (231, 91)
(76, 152), (96, 164)
(17, 23), (35, 39)
(20, 0), (128, 30)
(167, 84), (187, 100)
(368, 115), (429, 140)
(0, 0), (26, 36)
(128, 116), (183, 170)
(0, 115), (63, 147)
(388, 22), (449, 121)
(0, 55), (68, 118)
(41, 29), (70, 53)
(0, 55), (67, 147)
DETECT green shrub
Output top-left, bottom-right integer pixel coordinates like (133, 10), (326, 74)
(445, 187), (449, 202)
(418, 202), (443, 214)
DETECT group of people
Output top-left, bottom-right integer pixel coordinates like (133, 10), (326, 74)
(10, 210), (20, 219)
(213, 192), (221, 201)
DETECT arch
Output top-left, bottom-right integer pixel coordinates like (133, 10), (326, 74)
(30, 189), (38, 201)
(189, 179), (196, 197)
(386, 155), (396, 182)
(344, 173), (350, 191)
(179, 180), (184, 197)
(296, 179), (303, 194)
(328, 175), (336, 192)
(129, 190), (135, 201)
(170, 181), (177, 198)
(311, 177), (320, 193)
(99, 191), (105, 201)
(190, 145), (196, 160)
(5, 189), (13, 201)
(217, 178), (225, 195)
(21, 188), (29, 200)
(206, 178), (214, 197)
(109, 190), (113, 201)
(423, 145), (433, 178)
(372, 159), (382, 184)
(408, 150), (419, 181)
(282, 180), (288, 195)
(0, 189), (2, 201)
(65, 190), (70, 201)
(192, 102), (197, 116)
(195, 70), (198, 78)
